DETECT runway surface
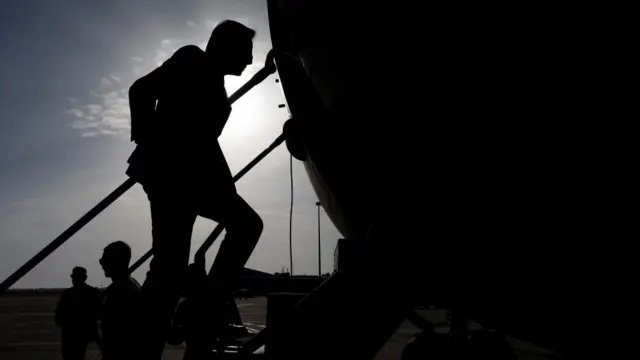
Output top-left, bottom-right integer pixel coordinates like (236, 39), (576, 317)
(0, 293), (558, 359)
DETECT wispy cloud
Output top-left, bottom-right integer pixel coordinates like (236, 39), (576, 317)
(67, 37), (174, 139)
(67, 37), (193, 139)
(154, 50), (169, 66)
(67, 84), (131, 139)
(100, 74), (121, 88)
(101, 76), (113, 88)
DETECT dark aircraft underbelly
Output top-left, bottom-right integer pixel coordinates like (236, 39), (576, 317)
(268, 1), (633, 357)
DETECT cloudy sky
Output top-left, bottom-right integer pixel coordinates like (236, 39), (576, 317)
(0, 0), (341, 289)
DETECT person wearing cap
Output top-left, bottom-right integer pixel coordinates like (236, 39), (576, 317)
(55, 266), (101, 360)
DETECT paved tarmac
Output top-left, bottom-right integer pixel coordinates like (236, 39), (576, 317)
(0, 293), (558, 359)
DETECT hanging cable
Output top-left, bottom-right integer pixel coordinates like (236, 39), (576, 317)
(289, 154), (294, 274)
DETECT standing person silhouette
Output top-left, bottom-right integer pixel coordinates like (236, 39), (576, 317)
(127, 20), (264, 359)
(55, 267), (101, 360)
(99, 241), (142, 360)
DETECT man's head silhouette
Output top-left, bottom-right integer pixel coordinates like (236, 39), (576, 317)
(71, 266), (87, 287)
(100, 241), (131, 280)
(206, 20), (255, 76)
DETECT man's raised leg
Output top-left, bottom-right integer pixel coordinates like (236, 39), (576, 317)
(190, 193), (263, 345)
(207, 194), (263, 290)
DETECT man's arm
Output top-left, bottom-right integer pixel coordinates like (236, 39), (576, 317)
(128, 45), (200, 145)
(128, 65), (167, 145)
